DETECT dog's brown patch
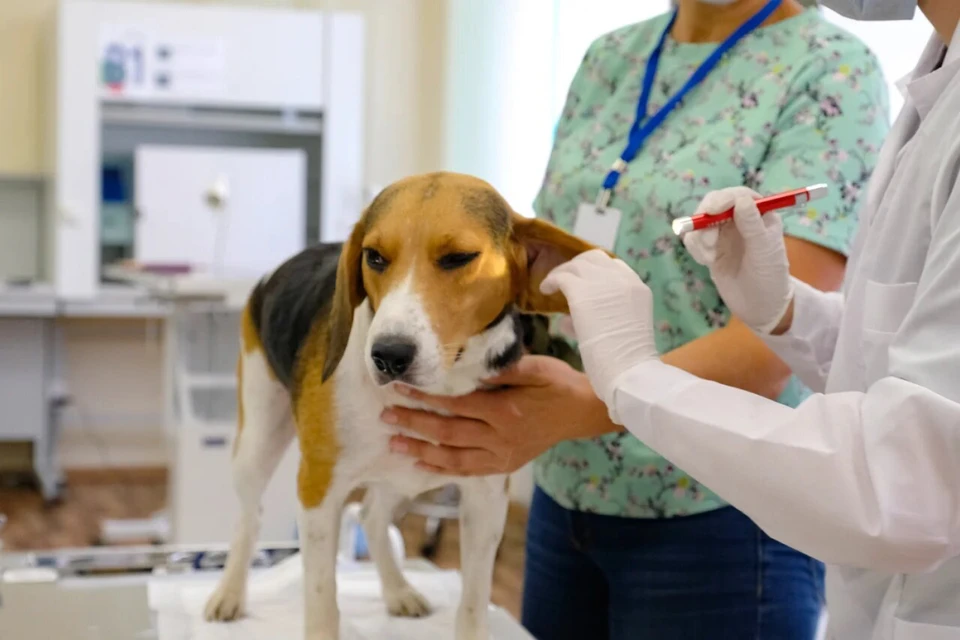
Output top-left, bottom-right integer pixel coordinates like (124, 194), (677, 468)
(508, 215), (606, 313)
(234, 304), (263, 453)
(295, 328), (340, 509)
(323, 221), (367, 381)
(240, 303), (260, 355)
(234, 356), (245, 456)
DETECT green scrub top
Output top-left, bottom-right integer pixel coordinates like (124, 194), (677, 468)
(533, 8), (890, 518)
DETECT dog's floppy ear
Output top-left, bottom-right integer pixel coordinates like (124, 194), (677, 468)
(510, 214), (610, 313)
(322, 221), (367, 382)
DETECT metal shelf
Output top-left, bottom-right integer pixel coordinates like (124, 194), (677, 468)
(59, 288), (171, 318)
(101, 103), (323, 136)
(0, 284), (57, 317)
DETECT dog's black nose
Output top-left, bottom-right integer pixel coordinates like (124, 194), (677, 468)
(371, 339), (417, 378)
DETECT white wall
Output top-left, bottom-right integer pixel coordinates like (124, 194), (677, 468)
(551, 1), (670, 124)
(314, 0), (447, 184)
(0, 179), (43, 280)
(442, 0), (556, 216)
(442, 1), (671, 216)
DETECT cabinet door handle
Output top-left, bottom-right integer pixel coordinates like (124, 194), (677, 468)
(202, 436), (228, 449)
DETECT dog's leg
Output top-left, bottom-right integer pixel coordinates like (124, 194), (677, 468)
(455, 476), (509, 640)
(204, 350), (294, 622)
(300, 489), (348, 640)
(361, 485), (430, 617)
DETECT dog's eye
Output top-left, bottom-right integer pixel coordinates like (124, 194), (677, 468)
(364, 248), (389, 272)
(437, 252), (480, 271)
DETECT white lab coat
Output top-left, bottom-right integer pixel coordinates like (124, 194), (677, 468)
(608, 22), (960, 640)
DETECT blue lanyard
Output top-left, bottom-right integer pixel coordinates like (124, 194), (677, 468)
(596, 0), (782, 210)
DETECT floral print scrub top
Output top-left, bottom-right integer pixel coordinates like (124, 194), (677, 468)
(533, 8), (890, 518)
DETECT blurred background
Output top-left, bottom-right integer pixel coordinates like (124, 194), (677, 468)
(0, 0), (935, 632)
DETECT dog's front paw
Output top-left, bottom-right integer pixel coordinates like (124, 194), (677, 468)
(385, 584), (431, 617)
(204, 583), (246, 622)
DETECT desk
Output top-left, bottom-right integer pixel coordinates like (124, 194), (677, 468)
(0, 273), (281, 537)
(0, 284), (61, 500)
(0, 283), (170, 500)
(60, 283), (169, 319)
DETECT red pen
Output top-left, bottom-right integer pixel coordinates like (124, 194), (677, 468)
(672, 184), (828, 236)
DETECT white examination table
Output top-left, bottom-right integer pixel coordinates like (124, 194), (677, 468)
(0, 543), (533, 640)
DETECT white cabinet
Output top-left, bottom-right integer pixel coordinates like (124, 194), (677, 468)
(94, 9), (325, 110)
(135, 146), (306, 276)
(44, 0), (366, 299)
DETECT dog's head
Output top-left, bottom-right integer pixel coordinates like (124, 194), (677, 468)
(322, 172), (598, 394)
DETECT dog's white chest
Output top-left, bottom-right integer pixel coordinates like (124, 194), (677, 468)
(326, 301), (505, 501)
(332, 378), (446, 497)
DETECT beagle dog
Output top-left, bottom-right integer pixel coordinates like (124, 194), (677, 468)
(203, 172), (598, 640)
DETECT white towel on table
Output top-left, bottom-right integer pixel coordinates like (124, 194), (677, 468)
(147, 556), (531, 640)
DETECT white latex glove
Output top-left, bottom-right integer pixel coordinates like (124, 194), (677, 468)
(682, 187), (794, 334)
(540, 250), (658, 422)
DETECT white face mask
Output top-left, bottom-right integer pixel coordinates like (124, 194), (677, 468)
(820, 0), (917, 20)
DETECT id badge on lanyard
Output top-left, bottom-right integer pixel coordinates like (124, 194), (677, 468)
(573, 0), (782, 252)
(574, 202), (623, 251)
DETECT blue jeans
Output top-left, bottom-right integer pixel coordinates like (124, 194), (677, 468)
(522, 487), (825, 640)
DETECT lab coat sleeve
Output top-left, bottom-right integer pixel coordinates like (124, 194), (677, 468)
(610, 188), (960, 573)
(612, 365), (960, 573)
(756, 278), (845, 393)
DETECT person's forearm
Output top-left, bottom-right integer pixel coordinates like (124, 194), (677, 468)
(573, 375), (627, 439)
(661, 236), (845, 399)
(612, 359), (960, 574)
(662, 319), (792, 400)
(670, 236), (847, 396)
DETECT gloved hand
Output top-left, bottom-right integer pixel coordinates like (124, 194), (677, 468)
(540, 250), (658, 417)
(682, 187), (794, 334)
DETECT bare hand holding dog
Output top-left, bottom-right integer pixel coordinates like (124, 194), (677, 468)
(385, 355), (622, 476)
